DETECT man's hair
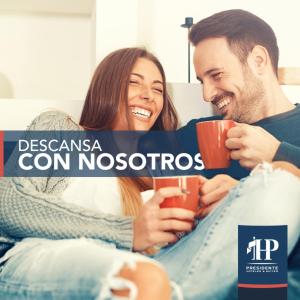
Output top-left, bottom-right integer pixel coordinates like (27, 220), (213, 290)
(189, 9), (279, 75)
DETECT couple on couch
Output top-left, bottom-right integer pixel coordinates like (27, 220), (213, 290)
(0, 9), (300, 300)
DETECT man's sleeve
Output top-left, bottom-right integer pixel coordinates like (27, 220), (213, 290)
(274, 142), (300, 167)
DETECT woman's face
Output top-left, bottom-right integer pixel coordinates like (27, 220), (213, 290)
(113, 57), (164, 131)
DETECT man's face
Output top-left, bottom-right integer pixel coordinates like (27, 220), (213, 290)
(193, 37), (265, 123)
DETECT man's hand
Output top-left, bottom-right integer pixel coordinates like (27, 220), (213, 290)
(225, 123), (280, 169)
(133, 187), (195, 251)
(198, 174), (238, 218)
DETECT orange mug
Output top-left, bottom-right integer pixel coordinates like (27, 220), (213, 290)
(153, 175), (201, 213)
(196, 120), (235, 169)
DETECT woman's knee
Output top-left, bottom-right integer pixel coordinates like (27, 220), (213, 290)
(113, 261), (171, 300)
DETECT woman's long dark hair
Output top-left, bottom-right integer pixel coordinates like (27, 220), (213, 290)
(80, 47), (178, 130)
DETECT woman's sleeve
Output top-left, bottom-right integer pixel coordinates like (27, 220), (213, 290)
(0, 111), (133, 250)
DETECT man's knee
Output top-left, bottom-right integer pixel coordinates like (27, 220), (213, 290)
(113, 261), (171, 300)
(271, 161), (300, 178)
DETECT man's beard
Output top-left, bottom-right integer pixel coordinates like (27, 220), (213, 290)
(233, 68), (265, 123)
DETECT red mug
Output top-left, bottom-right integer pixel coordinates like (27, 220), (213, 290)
(153, 175), (201, 212)
(196, 120), (235, 169)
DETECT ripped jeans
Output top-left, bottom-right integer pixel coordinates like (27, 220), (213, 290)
(153, 165), (300, 299)
(0, 165), (300, 300)
(0, 238), (163, 300)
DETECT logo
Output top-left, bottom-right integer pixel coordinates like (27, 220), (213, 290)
(247, 236), (279, 261)
(245, 236), (280, 275)
(238, 225), (287, 288)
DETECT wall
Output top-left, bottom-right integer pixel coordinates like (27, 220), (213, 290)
(1, 1), (299, 104)
(134, 0), (300, 84)
(92, 0), (300, 103)
(0, 11), (92, 100)
(94, 0), (139, 63)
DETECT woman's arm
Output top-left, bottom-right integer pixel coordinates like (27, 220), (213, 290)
(0, 177), (133, 249)
(0, 111), (133, 249)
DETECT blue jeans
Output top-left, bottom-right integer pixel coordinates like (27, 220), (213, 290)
(0, 238), (165, 300)
(154, 165), (300, 299)
(0, 166), (300, 299)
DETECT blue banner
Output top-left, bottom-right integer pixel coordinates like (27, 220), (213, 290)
(3, 130), (205, 177)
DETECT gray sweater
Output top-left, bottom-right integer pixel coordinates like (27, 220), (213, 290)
(0, 111), (133, 257)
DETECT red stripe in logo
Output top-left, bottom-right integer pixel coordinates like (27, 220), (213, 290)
(238, 283), (288, 289)
(0, 131), (4, 177)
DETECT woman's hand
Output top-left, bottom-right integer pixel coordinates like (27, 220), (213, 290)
(133, 187), (195, 251)
(198, 174), (238, 218)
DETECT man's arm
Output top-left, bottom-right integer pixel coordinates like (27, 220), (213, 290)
(273, 142), (300, 167)
(226, 123), (283, 169)
(197, 174), (238, 217)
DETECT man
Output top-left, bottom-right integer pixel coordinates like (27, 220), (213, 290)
(167, 10), (300, 298)
(178, 9), (299, 181)
(173, 9), (300, 215)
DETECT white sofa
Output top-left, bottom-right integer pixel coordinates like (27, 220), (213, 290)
(0, 83), (214, 130)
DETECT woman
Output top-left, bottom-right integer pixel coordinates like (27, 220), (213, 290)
(64, 47), (178, 219)
(0, 48), (193, 300)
